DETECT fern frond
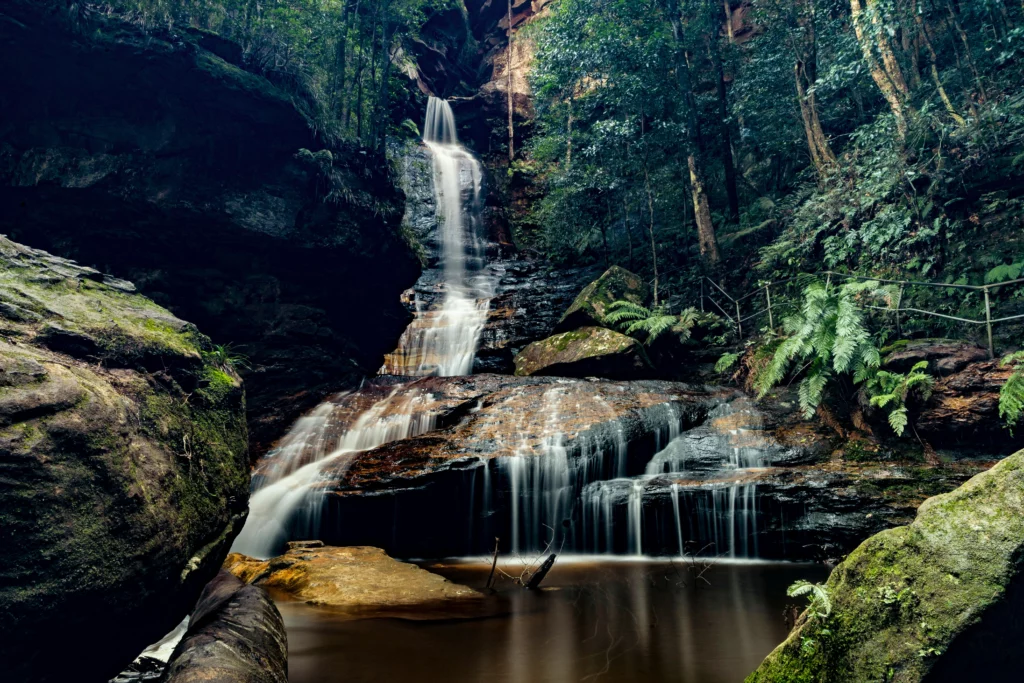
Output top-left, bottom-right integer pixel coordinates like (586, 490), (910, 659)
(888, 406), (909, 436)
(604, 300), (652, 326)
(715, 352), (740, 374)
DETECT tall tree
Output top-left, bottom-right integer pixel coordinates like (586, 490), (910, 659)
(665, 0), (720, 264)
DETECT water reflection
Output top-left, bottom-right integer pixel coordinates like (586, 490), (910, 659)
(281, 560), (826, 683)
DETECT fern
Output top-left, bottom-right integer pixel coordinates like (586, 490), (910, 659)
(755, 280), (885, 418)
(863, 360), (935, 436)
(999, 352), (1024, 428)
(715, 352), (741, 373)
(787, 580), (832, 618)
(605, 301), (697, 346)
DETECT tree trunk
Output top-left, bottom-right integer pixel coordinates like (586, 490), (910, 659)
(850, 0), (909, 137)
(709, 30), (739, 223)
(507, 0), (515, 162)
(917, 12), (966, 125)
(664, 0), (719, 264)
(688, 155), (720, 264)
(643, 164), (660, 306)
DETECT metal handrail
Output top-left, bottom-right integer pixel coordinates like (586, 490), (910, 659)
(687, 271), (1024, 358)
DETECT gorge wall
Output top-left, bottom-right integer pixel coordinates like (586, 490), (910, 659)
(0, 0), (421, 454)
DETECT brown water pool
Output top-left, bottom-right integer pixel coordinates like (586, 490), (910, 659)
(279, 558), (828, 683)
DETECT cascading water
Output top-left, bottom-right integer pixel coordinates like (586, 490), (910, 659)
(231, 389), (438, 558)
(380, 97), (495, 376)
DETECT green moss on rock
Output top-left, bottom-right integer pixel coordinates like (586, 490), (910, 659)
(514, 326), (652, 380)
(0, 236), (249, 682)
(554, 265), (649, 333)
(747, 449), (1024, 683)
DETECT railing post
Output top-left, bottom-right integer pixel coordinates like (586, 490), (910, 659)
(700, 279), (705, 313)
(735, 299), (743, 340)
(984, 285), (995, 359)
(896, 284), (904, 338)
(765, 284), (774, 330)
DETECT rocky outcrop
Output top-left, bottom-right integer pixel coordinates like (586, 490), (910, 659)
(0, 1), (420, 454)
(226, 542), (481, 614)
(872, 340), (1015, 451)
(164, 571), (288, 683)
(555, 266), (650, 333)
(513, 326), (652, 379)
(0, 237), (249, 682)
(747, 449), (1024, 683)
(310, 375), (724, 557)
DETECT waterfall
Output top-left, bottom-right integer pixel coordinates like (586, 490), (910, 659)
(381, 97), (494, 376)
(231, 389), (438, 558)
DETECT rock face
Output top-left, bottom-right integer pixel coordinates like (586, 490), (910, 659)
(555, 266), (650, 333)
(513, 326), (652, 379)
(747, 449), (1024, 683)
(873, 340), (1015, 451)
(226, 542), (481, 614)
(164, 571), (288, 683)
(0, 237), (249, 682)
(0, 1), (419, 454)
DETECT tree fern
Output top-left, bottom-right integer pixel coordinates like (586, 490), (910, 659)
(755, 280), (885, 418)
(605, 301), (697, 346)
(787, 580), (832, 619)
(999, 352), (1024, 428)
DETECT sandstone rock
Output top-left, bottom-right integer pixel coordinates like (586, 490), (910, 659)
(747, 449), (1024, 682)
(554, 266), (649, 333)
(871, 339), (1015, 450)
(225, 545), (481, 614)
(514, 326), (652, 379)
(0, 237), (249, 682)
(164, 571), (288, 683)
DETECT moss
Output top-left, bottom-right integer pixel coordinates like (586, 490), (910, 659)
(556, 265), (649, 332)
(747, 450), (1024, 683)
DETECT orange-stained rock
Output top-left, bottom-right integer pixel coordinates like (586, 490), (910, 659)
(224, 544), (481, 614)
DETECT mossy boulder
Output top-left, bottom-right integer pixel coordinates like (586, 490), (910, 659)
(0, 237), (249, 682)
(554, 266), (649, 333)
(747, 449), (1024, 683)
(513, 326), (652, 379)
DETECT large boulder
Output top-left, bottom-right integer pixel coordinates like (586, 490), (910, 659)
(225, 542), (481, 614)
(514, 326), (652, 379)
(0, 237), (249, 682)
(164, 571), (288, 683)
(554, 266), (649, 333)
(747, 449), (1024, 683)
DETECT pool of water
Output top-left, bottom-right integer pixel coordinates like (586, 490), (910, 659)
(280, 558), (828, 683)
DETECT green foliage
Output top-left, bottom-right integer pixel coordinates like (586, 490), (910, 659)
(715, 352), (740, 374)
(863, 361), (935, 436)
(103, 0), (452, 150)
(604, 300), (696, 346)
(985, 261), (1023, 284)
(755, 280), (885, 418)
(203, 343), (251, 371)
(999, 351), (1024, 428)
(788, 579), (832, 619)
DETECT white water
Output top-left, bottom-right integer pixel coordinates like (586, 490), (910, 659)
(381, 97), (494, 376)
(232, 389), (438, 558)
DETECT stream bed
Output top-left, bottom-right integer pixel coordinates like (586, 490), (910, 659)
(280, 559), (828, 683)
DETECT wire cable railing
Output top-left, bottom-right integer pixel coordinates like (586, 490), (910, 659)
(685, 271), (1024, 358)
